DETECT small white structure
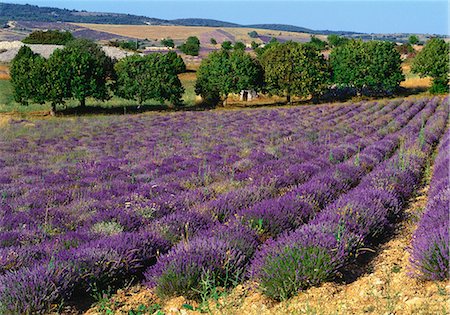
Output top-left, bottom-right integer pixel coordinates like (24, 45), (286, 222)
(240, 90), (258, 101)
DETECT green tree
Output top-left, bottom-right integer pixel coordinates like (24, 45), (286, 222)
(161, 38), (175, 48)
(330, 40), (404, 95)
(408, 35), (420, 45)
(255, 38), (280, 58)
(179, 36), (200, 56)
(115, 54), (184, 106)
(234, 41), (246, 51)
(260, 41), (329, 103)
(162, 51), (186, 74)
(45, 48), (72, 113)
(221, 41), (233, 50)
(60, 39), (114, 107)
(251, 41), (260, 50)
(248, 31), (258, 38)
(327, 34), (349, 48)
(307, 36), (327, 51)
(195, 50), (263, 106)
(411, 38), (449, 94)
(10, 46), (47, 106)
(210, 38), (217, 45)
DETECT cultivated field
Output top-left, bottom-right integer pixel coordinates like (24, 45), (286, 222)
(72, 23), (319, 45)
(0, 96), (448, 314)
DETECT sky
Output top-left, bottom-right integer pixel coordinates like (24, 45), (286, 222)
(5, 0), (449, 34)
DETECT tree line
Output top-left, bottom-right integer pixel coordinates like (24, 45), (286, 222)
(10, 37), (449, 113)
(11, 39), (186, 113)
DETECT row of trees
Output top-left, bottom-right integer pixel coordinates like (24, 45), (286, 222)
(11, 39), (186, 113)
(196, 38), (449, 106)
(11, 37), (448, 112)
(196, 39), (404, 105)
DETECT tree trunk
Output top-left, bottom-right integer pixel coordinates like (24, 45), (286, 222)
(286, 94), (291, 104)
(80, 98), (86, 108)
(50, 103), (56, 116)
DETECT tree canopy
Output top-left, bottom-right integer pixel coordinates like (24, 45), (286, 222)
(327, 34), (349, 48)
(114, 53), (184, 106)
(179, 36), (200, 56)
(195, 49), (263, 106)
(411, 38), (449, 94)
(10, 46), (47, 106)
(330, 40), (404, 95)
(161, 38), (175, 48)
(260, 41), (329, 103)
(60, 38), (114, 107)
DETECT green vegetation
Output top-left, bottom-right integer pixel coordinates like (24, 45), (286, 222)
(221, 41), (233, 50)
(412, 38), (449, 94)
(22, 30), (74, 45)
(251, 41), (260, 50)
(408, 35), (420, 45)
(248, 31), (259, 38)
(261, 41), (329, 103)
(114, 54), (184, 106)
(109, 40), (139, 51)
(56, 39), (114, 108)
(234, 41), (246, 51)
(327, 34), (349, 48)
(179, 36), (200, 56)
(10, 46), (47, 106)
(160, 38), (175, 48)
(11, 39), (113, 113)
(210, 38), (217, 45)
(259, 246), (336, 301)
(307, 35), (327, 51)
(330, 40), (404, 95)
(163, 51), (187, 74)
(195, 50), (263, 106)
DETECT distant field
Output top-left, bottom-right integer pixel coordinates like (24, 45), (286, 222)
(72, 23), (319, 45)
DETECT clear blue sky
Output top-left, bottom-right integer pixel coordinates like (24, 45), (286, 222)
(5, 0), (449, 34)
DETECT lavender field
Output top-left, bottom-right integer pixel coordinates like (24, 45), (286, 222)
(0, 97), (448, 313)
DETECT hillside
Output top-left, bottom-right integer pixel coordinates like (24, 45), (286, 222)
(0, 2), (170, 25)
(0, 2), (360, 35)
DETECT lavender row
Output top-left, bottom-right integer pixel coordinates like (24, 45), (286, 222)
(0, 100), (389, 253)
(142, 98), (438, 299)
(409, 127), (449, 281)
(248, 97), (448, 300)
(201, 99), (421, 223)
(0, 100), (395, 276)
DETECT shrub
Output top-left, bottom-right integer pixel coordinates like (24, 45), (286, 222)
(154, 211), (214, 244)
(238, 195), (315, 237)
(250, 223), (349, 300)
(160, 38), (175, 48)
(22, 30), (74, 45)
(248, 31), (258, 38)
(145, 236), (246, 300)
(0, 262), (73, 314)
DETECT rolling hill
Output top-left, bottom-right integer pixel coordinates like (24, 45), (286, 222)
(0, 2), (361, 35)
